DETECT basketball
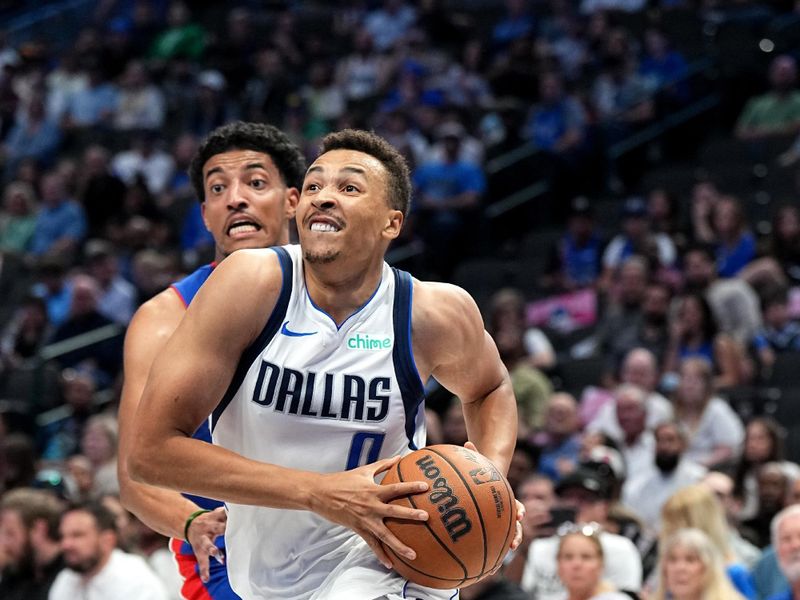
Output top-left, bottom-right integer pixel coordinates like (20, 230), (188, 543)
(380, 444), (517, 589)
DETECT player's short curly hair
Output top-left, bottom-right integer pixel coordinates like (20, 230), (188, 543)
(189, 121), (307, 202)
(319, 129), (412, 217)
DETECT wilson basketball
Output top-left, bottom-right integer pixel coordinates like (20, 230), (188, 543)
(381, 444), (517, 589)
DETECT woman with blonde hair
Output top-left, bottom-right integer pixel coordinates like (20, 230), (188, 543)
(659, 484), (755, 598)
(653, 528), (746, 600)
(556, 524), (630, 600)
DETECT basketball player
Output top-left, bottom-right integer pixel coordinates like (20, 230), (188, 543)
(117, 121), (306, 599)
(129, 130), (522, 599)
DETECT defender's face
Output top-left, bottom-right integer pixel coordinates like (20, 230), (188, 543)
(201, 150), (297, 260)
(297, 149), (402, 266)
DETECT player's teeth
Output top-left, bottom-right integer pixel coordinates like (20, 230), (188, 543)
(311, 223), (338, 232)
(230, 224), (257, 234)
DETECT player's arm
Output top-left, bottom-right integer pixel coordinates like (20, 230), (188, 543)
(128, 249), (428, 566)
(412, 281), (517, 475)
(117, 290), (205, 538)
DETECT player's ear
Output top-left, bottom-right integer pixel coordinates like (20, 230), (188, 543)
(383, 209), (403, 240)
(284, 187), (299, 220)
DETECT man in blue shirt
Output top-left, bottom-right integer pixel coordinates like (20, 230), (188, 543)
(28, 171), (87, 259)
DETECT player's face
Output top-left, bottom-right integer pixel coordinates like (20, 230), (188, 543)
(201, 150), (298, 261)
(297, 149), (403, 267)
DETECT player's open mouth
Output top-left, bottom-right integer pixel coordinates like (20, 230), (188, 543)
(228, 220), (262, 236)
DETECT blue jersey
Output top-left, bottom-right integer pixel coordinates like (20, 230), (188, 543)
(170, 263), (224, 512)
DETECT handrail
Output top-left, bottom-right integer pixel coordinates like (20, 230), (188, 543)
(38, 324), (125, 361)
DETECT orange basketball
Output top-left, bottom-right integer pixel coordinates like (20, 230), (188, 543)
(380, 444), (517, 589)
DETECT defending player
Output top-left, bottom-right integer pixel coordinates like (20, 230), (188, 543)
(117, 121), (306, 599)
(129, 130), (521, 599)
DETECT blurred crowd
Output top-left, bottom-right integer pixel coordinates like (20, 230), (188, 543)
(0, 0), (800, 599)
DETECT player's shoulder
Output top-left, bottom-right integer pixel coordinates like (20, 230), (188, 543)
(411, 278), (480, 327)
(128, 286), (185, 336)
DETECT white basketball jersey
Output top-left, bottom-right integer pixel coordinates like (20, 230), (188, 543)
(211, 245), (429, 600)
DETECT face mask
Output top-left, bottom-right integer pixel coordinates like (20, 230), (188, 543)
(655, 452), (680, 474)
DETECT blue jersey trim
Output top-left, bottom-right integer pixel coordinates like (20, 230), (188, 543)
(306, 273), (383, 331)
(171, 263), (215, 307)
(211, 247), (293, 431)
(391, 268), (425, 450)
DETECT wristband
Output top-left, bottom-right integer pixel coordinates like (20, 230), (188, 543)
(184, 509), (211, 542)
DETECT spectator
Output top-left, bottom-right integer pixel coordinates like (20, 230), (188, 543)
(741, 204), (800, 288)
(735, 55), (800, 143)
(364, 0), (417, 52)
(664, 293), (748, 389)
(601, 198), (677, 287)
(77, 144), (127, 239)
(458, 571), (529, 600)
(30, 255), (73, 329)
(769, 504), (800, 600)
(412, 122), (486, 277)
(28, 171), (87, 259)
(111, 131), (175, 196)
(742, 462), (793, 549)
(735, 417), (800, 522)
(113, 60), (166, 132)
(2, 92), (61, 177)
(659, 484), (756, 598)
(533, 392), (583, 481)
(80, 414), (119, 498)
(600, 347), (672, 424)
(49, 501), (168, 600)
(653, 528), (747, 600)
(518, 467), (643, 598)
(36, 369), (98, 461)
(488, 288), (557, 371)
(488, 289), (554, 429)
(148, 1), (205, 62)
(702, 471), (763, 568)
(647, 188), (684, 248)
(300, 60), (346, 133)
(751, 478), (800, 598)
(204, 7), (257, 98)
(542, 196), (605, 292)
(60, 62), (118, 131)
(711, 196), (757, 278)
(639, 28), (690, 109)
(671, 357), (745, 468)
(622, 420), (707, 530)
(0, 487), (65, 600)
(0, 294), (52, 368)
(756, 286), (800, 353)
(585, 383), (654, 476)
(183, 69), (233, 138)
(242, 47), (294, 127)
(682, 243), (763, 346)
(556, 525), (631, 599)
(689, 179), (724, 245)
(84, 239), (137, 326)
(492, 0), (536, 51)
(0, 181), (37, 254)
(522, 72), (590, 203)
(47, 274), (124, 387)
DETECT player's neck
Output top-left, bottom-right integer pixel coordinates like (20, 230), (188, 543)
(303, 259), (383, 327)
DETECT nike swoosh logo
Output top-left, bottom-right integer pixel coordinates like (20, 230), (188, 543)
(280, 321), (318, 337)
